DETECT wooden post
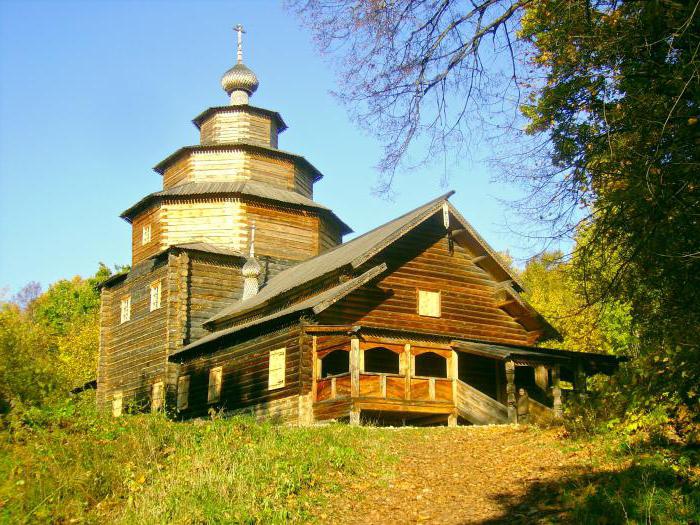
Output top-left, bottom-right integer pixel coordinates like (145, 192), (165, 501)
(380, 374), (387, 398)
(404, 343), (411, 400)
(331, 377), (337, 399)
(429, 378), (436, 401)
(349, 405), (361, 426)
(450, 350), (458, 403)
(552, 365), (563, 418)
(350, 336), (360, 399)
(311, 336), (318, 402)
(448, 412), (458, 427)
(505, 360), (517, 423)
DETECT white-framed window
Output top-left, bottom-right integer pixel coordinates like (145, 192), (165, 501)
(142, 224), (152, 245)
(417, 290), (441, 318)
(268, 348), (286, 390)
(150, 280), (162, 311)
(112, 391), (123, 417)
(177, 375), (190, 411)
(208, 366), (222, 404)
(120, 296), (131, 323)
(151, 381), (164, 412)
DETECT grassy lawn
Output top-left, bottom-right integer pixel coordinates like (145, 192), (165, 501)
(0, 395), (387, 524)
(1, 395), (698, 524)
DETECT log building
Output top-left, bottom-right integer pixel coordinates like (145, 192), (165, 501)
(97, 28), (623, 426)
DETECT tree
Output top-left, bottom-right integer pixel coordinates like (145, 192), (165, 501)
(291, 0), (700, 436)
(0, 264), (115, 410)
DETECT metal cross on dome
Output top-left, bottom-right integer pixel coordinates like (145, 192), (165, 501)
(234, 24), (245, 63)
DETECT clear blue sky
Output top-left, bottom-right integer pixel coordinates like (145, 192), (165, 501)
(0, 0), (535, 296)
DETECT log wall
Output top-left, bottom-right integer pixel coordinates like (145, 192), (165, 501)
(131, 207), (163, 265)
(177, 325), (303, 421)
(161, 149), (314, 198)
(199, 111), (278, 148)
(96, 259), (170, 411)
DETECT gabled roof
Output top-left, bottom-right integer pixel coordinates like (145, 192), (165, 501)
(204, 191), (457, 327)
(119, 180), (352, 234)
(170, 263), (388, 358)
(153, 142), (324, 182)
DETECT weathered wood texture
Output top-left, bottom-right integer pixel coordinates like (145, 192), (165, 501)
(246, 203), (321, 260)
(162, 149), (314, 198)
(160, 199), (247, 253)
(319, 216), (537, 345)
(131, 207), (163, 265)
(96, 259), (170, 410)
(455, 379), (508, 425)
(199, 111), (278, 148)
(129, 199), (340, 265)
(176, 325), (303, 421)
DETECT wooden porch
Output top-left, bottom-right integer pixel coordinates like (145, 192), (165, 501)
(309, 330), (568, 426)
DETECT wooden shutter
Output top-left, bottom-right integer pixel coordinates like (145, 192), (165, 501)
(417, 290), (441, 317)
(177, 375), (190, 410)
(268, 348), (286, 390)
(208, 366), (222, 404)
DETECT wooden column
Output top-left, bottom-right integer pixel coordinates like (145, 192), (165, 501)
(350, 336), (361, 425)
(311, 336), (318, 402)
(450, 350), (459, 403)
(404, 343), (412, 400)
(505, 360), (517, 423)
(552, 365), (563, 418)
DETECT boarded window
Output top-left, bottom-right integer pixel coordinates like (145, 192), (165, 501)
(112, 391), (123, 417)
(417, 290), (441, 317)
(151, 381), (164, 412)
(142, 224), (151, 244)
(177, 375), (190, 411)
(268, 348), (286, 390)
(120, 296), (131, 323)
(150, 281), (162, 311)
(208, 366), (222, 404)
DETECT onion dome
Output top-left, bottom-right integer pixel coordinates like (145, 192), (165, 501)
(242, 255), (261, 278)
(222, 24), (259, 105)
(221, 62), (259, 97)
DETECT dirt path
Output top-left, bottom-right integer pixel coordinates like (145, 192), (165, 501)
(325, 425), (596, 524)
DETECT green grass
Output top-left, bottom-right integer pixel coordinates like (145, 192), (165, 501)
(0, 394), (385, 524)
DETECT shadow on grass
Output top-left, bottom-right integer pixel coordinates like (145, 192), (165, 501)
(478, 458), (700, 524)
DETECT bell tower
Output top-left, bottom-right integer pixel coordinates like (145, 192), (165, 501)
(120, 26), (351, 265)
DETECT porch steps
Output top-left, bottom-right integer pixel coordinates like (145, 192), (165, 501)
(455, 380), (509, 425)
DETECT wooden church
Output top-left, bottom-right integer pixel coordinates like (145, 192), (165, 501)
(96, 28), (622, 426)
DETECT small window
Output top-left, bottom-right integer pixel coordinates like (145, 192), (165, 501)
(112, 391), (123, 417)
(151, 381), (164, 412)
(150, 281), (162, 311)
(120, 296), (131, 323)
(417, 290), (441, 317)
(142, 224), (152, 245)
(208, 366), (222, 404)
(177, 375), (190, 411)
(268, 348), (286, 390)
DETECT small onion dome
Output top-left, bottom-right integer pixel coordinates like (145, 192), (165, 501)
(242, 255), (261, 278)
(221, 63), (259, 96)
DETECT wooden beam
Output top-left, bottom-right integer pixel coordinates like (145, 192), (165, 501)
(472, 255), (489, 265)
(350, 337), (360, 399)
